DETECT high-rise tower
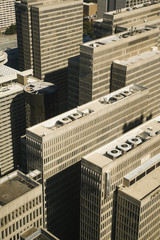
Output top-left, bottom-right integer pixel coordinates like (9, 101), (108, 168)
(16, 0), (83, 112)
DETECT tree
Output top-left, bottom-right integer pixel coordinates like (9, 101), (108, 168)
(83, 21), (94, 38)
(5, 24), (16, 35)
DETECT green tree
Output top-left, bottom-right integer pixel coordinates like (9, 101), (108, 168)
(5, 24), (16, 35)
(83, 21), (94, 38)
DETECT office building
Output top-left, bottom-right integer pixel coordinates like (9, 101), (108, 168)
(24, 81), (58, 127)
(20, 227), (60, 240)
(0, 67), (27, 176)
(0, 63), (56, 176)
(115, 163), (160, 240)
(80, 117), (160, 240)
(26, 84), (149, 239)
(0, 0), (16, 30)
(97, 0), (157, 19)
(102, 2), (160, 37)
(111, 48), (160, 118)
(79, 26), (159, 105)
(0, 170), (43, 240)
(16, 0), (83, 112)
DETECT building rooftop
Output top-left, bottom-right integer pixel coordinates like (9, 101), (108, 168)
(82, 116), (160, 169)
(0, 171), (39, 207)
(114, 48), (160, 66)
(21, 227), (60, 240)
(27, 84), (146, 137)
(0, 64), (19, 79)
(104, 1), (160, 17)
(120, 167), (160, 200)
(83, 26), (158, 48)
(24, 81), (57, 95)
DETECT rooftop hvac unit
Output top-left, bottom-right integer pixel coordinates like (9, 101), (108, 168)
(127, 137), (142, 148)
(116, 143), (132, 153)
(112, 94), (125, 101)
(106, 149), (122, 160)
(121, 91), (132, 97)
(69, 112), (82, 120)
(56, 117), (72, 126)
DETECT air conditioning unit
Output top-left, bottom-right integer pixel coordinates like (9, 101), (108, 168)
(127, 137), (142, 148)
(69, 112), (82, 120)
(56, 117), (72, 126)
(106, 149), (122, 160)
(112, 94), (124, 101)
(121, 90), (132, 97)
(116, 143), (132, 153)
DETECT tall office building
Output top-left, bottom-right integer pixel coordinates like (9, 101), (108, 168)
(80, 117), (160, 240)
(16, 0), (83, 112)
(97, 0), (155, 19)
(97, 2), (160, 37)
(0, 170), (43, 240)
(78, 26), (159, 105)
(0, 0), (16, 30)
(111, 48), (160, 118)
(26, 84), (149, 239)
(115, 162), (160, 240)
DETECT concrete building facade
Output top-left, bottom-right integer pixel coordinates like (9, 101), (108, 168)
(0, 0), (16, 30)
(0, 170), (43, 240)
(80, 117), (160, 240)
(16, 0), (83, 112)
(115, 164), (160, 240)
(26, 84), (149, 239)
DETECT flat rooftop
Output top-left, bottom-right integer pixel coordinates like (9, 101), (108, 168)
(120, 167), (160, 200)
(0, 65), (19, 78)
(0, 171), (39, 207)
(83, 116), (160, 168)
(114, 48), (160, 66)
(24, 81), (57, 95)
(27, 84), (146, 137)
(83, 26), (157, 48)
(21, 227), (59, 240)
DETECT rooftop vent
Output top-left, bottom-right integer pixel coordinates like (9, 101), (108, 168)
(121, 91), (132, 97)
(69, 112), (82, 120)
(116, 143), (132, 153)
(112, 94), (124, 101)
(106, 149), (122, 160)
(56, 117), (72, 126)
(127, 137), (142, 148)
